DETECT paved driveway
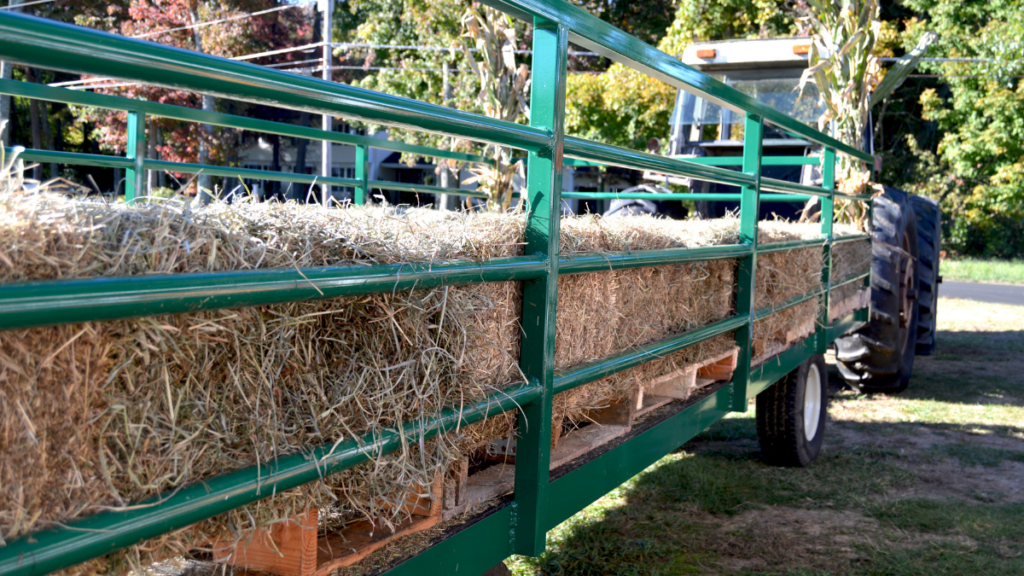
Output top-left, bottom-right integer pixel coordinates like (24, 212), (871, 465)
(939, 280), (1024, 306)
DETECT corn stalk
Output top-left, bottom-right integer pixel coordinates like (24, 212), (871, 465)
(449, 5), (530, 212)
(797, 0), (882, 226)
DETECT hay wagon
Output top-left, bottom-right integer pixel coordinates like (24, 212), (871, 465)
(0, 1), (931, 575)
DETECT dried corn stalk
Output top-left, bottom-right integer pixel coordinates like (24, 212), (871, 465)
(451, 6), (530, 211)
(797, 0), (882, 225)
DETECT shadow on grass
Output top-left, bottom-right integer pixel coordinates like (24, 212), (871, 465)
(515, 390), (1024, 575)
(512, 313), (1024, 575)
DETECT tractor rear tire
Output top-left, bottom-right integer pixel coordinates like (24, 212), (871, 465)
(757, 355), (828, 467)
(834, 187), (921, 393)
(911, 195), (941, 355)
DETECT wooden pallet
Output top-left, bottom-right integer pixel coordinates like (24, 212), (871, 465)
(638, 347), (739, 416)
(447, 347), (740, 521)
(211, 476), (442, 576)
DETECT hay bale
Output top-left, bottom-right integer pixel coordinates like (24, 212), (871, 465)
(552, 216), (830, 426)
(0, 191), (837, 573)
(0, 192), (527, 572)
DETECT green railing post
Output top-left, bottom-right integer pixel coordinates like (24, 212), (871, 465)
(856, 165), (872, 323)
(354, 143), (368, 205)
(125, 109), (145, 204)
(513, 16), (567, 557)
(730, 113), (763, 411)
(817, 148), (836, 352)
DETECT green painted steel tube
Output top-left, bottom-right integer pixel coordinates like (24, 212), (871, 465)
(382, 506), (515, 576)
(6, 149), (490, 200)
(815, 148), (836, 354)
(0, 79), (492, 165)
(0, 380), (541, 576)
(661, 156), (820, 167)
(832, 232), (871, 245)
(366, 180), (488, 199)
(512, 17), (568, 557)
(730, 113), (762, 411)
(0, 13), (549, 153)
(563, 155), (818, 168)
(559, 192), (810, 202)
(757, 237), (827, 254)
(552, 314), (748, 394)
(563, 155), (818, 169)
(759, 176), (830, 197)
(753, 287), (825, 323)
(558, 244), (751, 275)
(831, 270), (870, 290)
(125, 110), (145, 203)
(0, 256), (548, 331)
(481, 0), (873, 163)
(5, 147), (133, 169)
(834, 192), (874, 201)
(747, 333), (817, 399)
(564, 135), (756, 189)
(145, 159), (360, 188)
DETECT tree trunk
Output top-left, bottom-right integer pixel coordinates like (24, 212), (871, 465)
(26, 68), (42, 181)
(41, 101), (56, 179)
(271, 133), (281, 200)
(0, 61), (11, 148)
(294, 113), (310, 202)
(0, 0), (23, 148)
(146, 116), (157, 194)
(198, 94), (215, 201)
(190, 7), (216, 204)
(156, 128), (166, 189)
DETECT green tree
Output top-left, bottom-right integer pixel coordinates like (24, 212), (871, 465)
(658, 0), (794, 56)
(338, 0), (488, 153)
(577, 0), (679, 46)
(71, 0), (309, 198)
(564, 65), (676, 151)
(564, 0), (794, 150)
(898, 0), (1024, 257)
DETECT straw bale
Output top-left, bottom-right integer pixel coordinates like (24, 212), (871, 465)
(0, 189), (837, 574)
(552, 216), (827, 426)
(0, 192), (526, 572)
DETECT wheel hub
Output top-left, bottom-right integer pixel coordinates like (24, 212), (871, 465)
(898, 234), (916, 330)
(804, 364), (822, 441)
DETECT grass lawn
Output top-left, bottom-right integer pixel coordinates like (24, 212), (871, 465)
(941, 258), (1024, 284)
(508, 298), (1024, 575)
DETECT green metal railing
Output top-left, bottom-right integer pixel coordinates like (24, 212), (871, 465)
(0, 3), (874, 575)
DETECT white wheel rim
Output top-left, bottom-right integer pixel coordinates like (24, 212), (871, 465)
(803, 364), (822, 441)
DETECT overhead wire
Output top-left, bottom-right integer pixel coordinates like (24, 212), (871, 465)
(333, 42), (603, 56)
(0, 0), (55, 10)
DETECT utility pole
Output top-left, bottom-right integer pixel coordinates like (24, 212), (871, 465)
(190, 6), (215, 204)
(437, 61), (457, 211)
(320, 0), (334, 207)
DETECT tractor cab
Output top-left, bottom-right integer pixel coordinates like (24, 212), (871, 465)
(648, 38), (859, 219)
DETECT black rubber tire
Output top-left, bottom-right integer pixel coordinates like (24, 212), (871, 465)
(834, 187), (921, 393)
(757, 354), (828, 467)
(911, 195), (941, 355)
